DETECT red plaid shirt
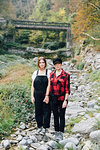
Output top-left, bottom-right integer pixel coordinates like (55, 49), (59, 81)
(50, 69), (70, 101)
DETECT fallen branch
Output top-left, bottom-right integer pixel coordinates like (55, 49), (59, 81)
(88, 2), (100, 10)
(82, 32), (100, 41)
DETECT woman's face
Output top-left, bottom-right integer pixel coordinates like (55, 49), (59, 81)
(54, 63), (62, 70)
(39, 59), (46, 69)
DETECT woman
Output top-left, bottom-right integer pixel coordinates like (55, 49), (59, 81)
(44, 58), (70, 141)
(31, 57), (51, 135)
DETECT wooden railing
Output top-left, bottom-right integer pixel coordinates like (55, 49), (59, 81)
(7, 19), (71, 31)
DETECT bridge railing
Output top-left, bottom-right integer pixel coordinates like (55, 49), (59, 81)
(10, 20), (71, 28)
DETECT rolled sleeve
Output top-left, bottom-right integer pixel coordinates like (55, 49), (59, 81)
(65, 74), (70, 94)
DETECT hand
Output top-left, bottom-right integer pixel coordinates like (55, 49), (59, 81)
(43, 96), (49, 104)
(62, 100), (67, 108)
(31, 96), (35, 104)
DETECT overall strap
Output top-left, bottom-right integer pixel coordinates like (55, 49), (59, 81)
(37, 70), (39, 75)
(46, 69), (48, 75)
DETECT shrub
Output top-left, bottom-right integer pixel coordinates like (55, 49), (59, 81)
(0, 34), (4, 43)
(7, 23), (15, 37)
(0, 101), (15, 139)
(71, 59), (77, 64)
(88, 71), (100, 82)
(43, 42), (51, 49)
(76, 62), (85, 70)
(2, 42), (26, 50)
(76, 49), (80, 55)
(47, 41), (59, 50)
(0, 83), (34, 138)
(43, 41), (65, 50)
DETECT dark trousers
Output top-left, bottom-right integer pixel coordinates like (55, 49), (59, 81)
(35, 98), (51, 129)
(51, 100), (66, 132)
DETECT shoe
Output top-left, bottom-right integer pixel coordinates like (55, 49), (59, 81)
(58, 132), (63, 140)
(36, 127), (42, 135)
(55, 131), (59, 141)
(55, 131), (63, 141)
(40, 128), (46, 135)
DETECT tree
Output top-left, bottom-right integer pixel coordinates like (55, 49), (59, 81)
(0, 0), (16, 19)
(72, 0), (100, 41)
(30, 0), (52, 21)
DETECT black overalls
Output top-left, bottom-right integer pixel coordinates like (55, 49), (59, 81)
(33, 69), (51, 129)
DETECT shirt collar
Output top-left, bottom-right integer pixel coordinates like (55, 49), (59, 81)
(54, 69), (64, 77)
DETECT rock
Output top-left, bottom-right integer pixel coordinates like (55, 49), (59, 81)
(78, 85), (85, 92)
(17, 135), (23, 142)
(19, 145), (29, 150)
(31, 143), (41, 149)
(46, 140), (58, 149)
(59, 137), (79, 146)
(82, 140), (93, 150)
(87, 100), (97, 108)
(1, 140), (11, 149)
(19, 122), (27, 130)
(72, 118), (97, 134)
(64, 142), (77, 150)
(11, 134), (16, 138)
(89, 130), (100, 142)
(98, 97), (100, 100)
(10, 140), (18, 144)
(19, 139), (28, 146)
(95, 113), (100, 121)
(27, 139), (33, 145)
(37, 144), (52, 150)
(66, 106), (86, 115)
(30, 136), (37, 143)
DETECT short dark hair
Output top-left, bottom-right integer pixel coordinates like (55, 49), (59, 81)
(53, 58), (62, 65)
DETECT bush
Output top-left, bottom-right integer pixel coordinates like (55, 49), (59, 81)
(47, 41), (59, 50)
(71, 59), (77, 64)
(76, 62), (85, 70)
(43, 41), (66, 50)
(0, 34), (4, 43)
(0, 101), (15, 139)
(2, 42), (26, 50)
(43, 42), (51, 49)
(7, 23), (15, 38)
(0, 83), (34, 138)
(76, 49), (80, 55)
(88, 71), (100, 82)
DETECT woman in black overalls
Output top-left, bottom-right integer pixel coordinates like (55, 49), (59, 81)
(31, 57), (51, 135)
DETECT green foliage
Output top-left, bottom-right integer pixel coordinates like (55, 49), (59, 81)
(31, 0), (51, 21)
(0, 100), (15, 139)
(76, 62), (85, 70)
(7, 23), (15, 37)
(0, 83), (34, 138)
(76, 49), (80, 55)
(65, 117), (82, 134)
(57, 143), (64, 149)
(2, 42), (26, 50)
(88, 71), (100, 82)
(43, 41), (65, 50)
(47, 41), (59, 50)
(16, 30), (31, 44)
(29, 30), (43, 45)
(0, 34), (4, 43)
(71, 59), (76, 63)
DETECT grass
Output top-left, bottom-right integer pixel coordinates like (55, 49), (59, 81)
(88, 71), (100, 82)
(57, 143), (64, 150)
(0, 54), (36, 139)
(65, 117), (82, 134)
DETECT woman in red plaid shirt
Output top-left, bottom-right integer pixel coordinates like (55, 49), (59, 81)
(44, 58), (70, 141)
